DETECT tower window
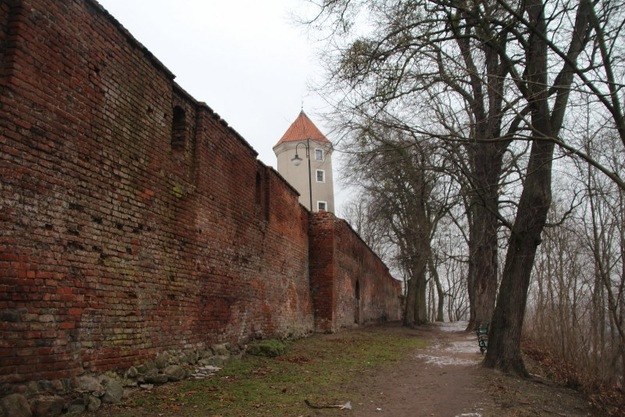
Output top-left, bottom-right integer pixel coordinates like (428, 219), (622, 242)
(316, 169), (325, 183)
(317, 201), (327, 211)
(171, 106), (186, 149)
(315, 148), (324, 161)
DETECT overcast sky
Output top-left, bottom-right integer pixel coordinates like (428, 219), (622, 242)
(97, 0), (331, 169)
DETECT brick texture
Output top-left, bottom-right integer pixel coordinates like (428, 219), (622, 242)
(0, 0), (401, 384)
(310, 212), (402, 332)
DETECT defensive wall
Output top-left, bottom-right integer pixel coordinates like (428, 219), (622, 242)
(0, 0), (402, 388)
(310, 213), (402, 332)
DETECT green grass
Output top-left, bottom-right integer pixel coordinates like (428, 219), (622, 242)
(246, 339), (288, 357)
(98, 325), (425, 417)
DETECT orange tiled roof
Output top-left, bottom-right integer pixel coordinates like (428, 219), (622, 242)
(275, 111), (331, 146)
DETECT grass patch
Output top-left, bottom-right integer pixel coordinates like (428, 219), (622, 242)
(97, 325), (425, 417)
(247, 339), (288, 357)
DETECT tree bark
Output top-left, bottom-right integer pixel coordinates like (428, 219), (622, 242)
(485, 0), (554, 375)
(429, 256), (445, 322)
(484, 141), (554, 375)
(404, 276), (417, 326)
(452, 16), (509, 331)
(417, 267), (428, 323)
(404, 248), (430, 326)
(467, 143), (504, 330)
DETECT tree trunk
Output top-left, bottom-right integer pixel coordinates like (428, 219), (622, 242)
(485, 0), (554, 373)
(428, 280), (435, 322)
(429, 256), (445, 322)
(466, 143), (504, 330)
(484, 140), (554, 375)
(466, 259), (477, 329)
(417, 268), (428, 323)
(404, 276), (417, 326)
(404, 265), (429, 325)
(437, 290), (445, 322)
(404, 246), (431, 326)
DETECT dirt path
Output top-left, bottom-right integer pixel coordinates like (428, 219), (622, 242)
(94, 322), (602, 417)
(317, 322), (599, 417)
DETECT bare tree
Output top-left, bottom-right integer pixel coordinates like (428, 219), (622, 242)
(306, 0), (529, 332)
(579, 134), (625, 386)
(428, 254), (446, 322)
(306, 0), (624, 375)
(342, 124), (453, 325)
(527, 132), (625, 401)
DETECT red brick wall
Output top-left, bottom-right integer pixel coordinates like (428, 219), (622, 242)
(310, 212), (402, 332)
(0, 0), (401, 386)
(0, 1), (11, 84)
(308, 213), (335, 331)
(0, 0), (313, 384)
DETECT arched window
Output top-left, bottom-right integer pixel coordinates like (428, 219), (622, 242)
(171, 106), (186, 149)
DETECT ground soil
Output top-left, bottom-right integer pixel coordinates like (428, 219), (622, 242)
(314, 322), (600, 417)
(96, 322), (604, 417)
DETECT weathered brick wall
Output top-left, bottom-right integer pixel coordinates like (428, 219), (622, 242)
(308, 213), (335, 332)
(310, 212), (402, 332)
(0, 0), (402, 387)
(0, 0), (313, 384)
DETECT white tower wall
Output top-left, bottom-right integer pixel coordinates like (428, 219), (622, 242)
(274, 140), (335, 213)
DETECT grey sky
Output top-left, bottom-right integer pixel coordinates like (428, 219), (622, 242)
(97, 0), (330, 169)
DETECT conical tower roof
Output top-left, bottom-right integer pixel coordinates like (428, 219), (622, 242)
(274, 111), (331, 147)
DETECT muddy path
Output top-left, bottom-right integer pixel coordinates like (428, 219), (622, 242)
(316, 322), (599, 417)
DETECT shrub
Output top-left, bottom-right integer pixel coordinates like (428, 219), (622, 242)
(247, 339), (287, 357)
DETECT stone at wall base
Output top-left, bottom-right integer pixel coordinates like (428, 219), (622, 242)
(0, 393), (32, 417)
(87, 395), (101, 412)
(30, 395), (64, 417)
(102, 380), (124, 404)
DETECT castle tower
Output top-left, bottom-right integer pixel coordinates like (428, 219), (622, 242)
(273, 111), (335, 212)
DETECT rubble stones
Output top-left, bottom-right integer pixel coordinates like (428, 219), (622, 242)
(36, 381), (53, 394)
(25, 383), (39, 396)
(0, 393), (31, 417)
(163, 365), (186, 382)
(211, 343), (230, 356)
(102, 380), (123, 404)
(144, 369), (169, 385)
(190, 366), (221, 380)
(198, 358), (214, 366)
(86, 396), (101, 412)
(30, 395), (64, 417)
(183, 351), (199, 365)
(121, 378), (138, 388)
(50, 380), (64, 394)
(208, 355), (230, 366)
(73, 376), (103, 393)
(66, 398), (86, 414)
(124, 366), (138, 379)
(0, 345), (234, 415)
(136, 362), (154, 375)
(154, 353), (170, 370)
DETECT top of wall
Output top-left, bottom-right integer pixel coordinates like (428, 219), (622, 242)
(86, 0), (259, 159)
(312, 211), (401, 284)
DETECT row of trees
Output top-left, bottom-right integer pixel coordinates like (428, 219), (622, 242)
(528, 136), (625, 390)
(304, 0), (625, 382)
